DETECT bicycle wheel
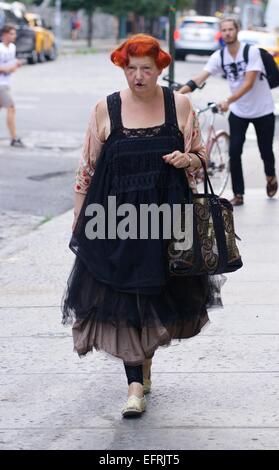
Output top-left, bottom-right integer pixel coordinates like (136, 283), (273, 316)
(206, 131), (230, 196)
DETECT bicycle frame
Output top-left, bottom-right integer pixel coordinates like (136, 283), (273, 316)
(195, 103), (230, 195)
(196, 103), (225, 159)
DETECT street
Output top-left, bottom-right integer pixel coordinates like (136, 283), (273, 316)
(0, 46), (279, 450)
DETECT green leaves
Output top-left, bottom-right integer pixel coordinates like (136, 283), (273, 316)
(63, 1), (194, 17)
(61, 0), (111, 14)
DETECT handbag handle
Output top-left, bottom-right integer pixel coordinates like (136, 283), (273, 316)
(197, 155), (216, 196)
(158, 152), (215, 200)
(158, 158), (193, 202)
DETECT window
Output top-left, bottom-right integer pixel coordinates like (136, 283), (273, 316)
(0, 10), (5, 28)
(181, 21), (219, 30)
(3, 10), (20, 26)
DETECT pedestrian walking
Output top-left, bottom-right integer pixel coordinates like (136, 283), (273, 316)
(179, 17), (277, 206)
(62, 34), (220, 417)
(70, 12), (81, 41)
(0, 24), (24, 147)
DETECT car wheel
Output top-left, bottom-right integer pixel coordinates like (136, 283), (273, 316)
(175, 50), (186, 61)
(47, 45), (57, 61)
(38, 51), (46, 63)
(28, 50), (38, 65)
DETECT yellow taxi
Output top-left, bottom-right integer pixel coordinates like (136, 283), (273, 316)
(25, 12), (57, 62)
(238, 30), (279, 66)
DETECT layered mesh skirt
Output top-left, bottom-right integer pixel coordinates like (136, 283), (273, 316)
(61, 256), (223, 365)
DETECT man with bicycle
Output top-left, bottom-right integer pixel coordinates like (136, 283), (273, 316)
(179, 17), (277, 206)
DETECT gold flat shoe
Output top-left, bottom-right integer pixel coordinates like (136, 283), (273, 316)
(143, 358), (152, 394)
(143, 378), (152, 394)
(121, 395), (147, 417)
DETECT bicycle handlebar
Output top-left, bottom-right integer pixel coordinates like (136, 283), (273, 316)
(196, 102), (220, 115)
(162, 75), (206, 91)
(161, 76), (224, 115)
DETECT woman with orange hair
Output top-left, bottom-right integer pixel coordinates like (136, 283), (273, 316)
(62, 34), (213, 417)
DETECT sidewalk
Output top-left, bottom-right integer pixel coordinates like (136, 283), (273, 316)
(0, 188), (279, 450)
(59, 38), (168, 55)
(60, 38), (119, 54)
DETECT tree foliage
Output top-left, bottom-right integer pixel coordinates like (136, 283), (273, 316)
(61, 0), (194, 15)
(61, 0), (110, 13)
(5, 0), (194, 13)
(5, 0), (36, 5)
(104, 0), (194, 17)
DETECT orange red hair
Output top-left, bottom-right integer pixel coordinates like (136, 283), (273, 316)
(111, 34), (172, 69)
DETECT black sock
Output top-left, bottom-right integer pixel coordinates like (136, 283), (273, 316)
(124, 363), (143, 385)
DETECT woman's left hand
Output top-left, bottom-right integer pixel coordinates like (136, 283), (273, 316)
(163, 150), (190, 169)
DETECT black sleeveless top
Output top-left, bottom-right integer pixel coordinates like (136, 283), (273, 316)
(71, 87), (190, 294)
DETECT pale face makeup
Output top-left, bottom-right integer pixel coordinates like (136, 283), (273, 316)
(123, 55), (162, 96)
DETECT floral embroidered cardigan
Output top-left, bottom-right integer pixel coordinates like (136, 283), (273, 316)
(75, 100), (206, 194)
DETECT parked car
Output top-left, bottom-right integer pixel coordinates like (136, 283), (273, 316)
(25, 12), (57, 62)
(174, 15), (221, 61)
(0, 2), (37, 64)
(238, 29), (279, 66)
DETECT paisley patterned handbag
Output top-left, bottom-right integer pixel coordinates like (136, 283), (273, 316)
(168, 163), (243, 276)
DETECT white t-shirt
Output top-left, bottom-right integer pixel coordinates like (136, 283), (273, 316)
(0, 42), (17, 87)
(204, 43), (274, 118)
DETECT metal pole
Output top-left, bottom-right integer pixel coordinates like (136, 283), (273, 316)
(168, 0), (176, 87)
(54, 0), (61, 50)
(119, 15), (127, 40)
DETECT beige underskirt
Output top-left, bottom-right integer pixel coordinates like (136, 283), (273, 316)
(72, 309), (209, 365)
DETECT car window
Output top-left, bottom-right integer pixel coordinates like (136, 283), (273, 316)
(181, 21), (218, 30)
(0, 11), (5, 29)
(20, 17), (29, 26)
(4, 10), (20, 25)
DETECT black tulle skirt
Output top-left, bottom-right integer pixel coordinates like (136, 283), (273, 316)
(62, 255), (224, 365)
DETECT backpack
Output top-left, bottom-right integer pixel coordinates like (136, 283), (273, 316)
(220, 43), (279, 89)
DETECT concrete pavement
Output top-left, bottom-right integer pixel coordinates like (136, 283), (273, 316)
(59, 38), (167, 55)
(60, 38), (119, 55)
(0, 182), (279, 450)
